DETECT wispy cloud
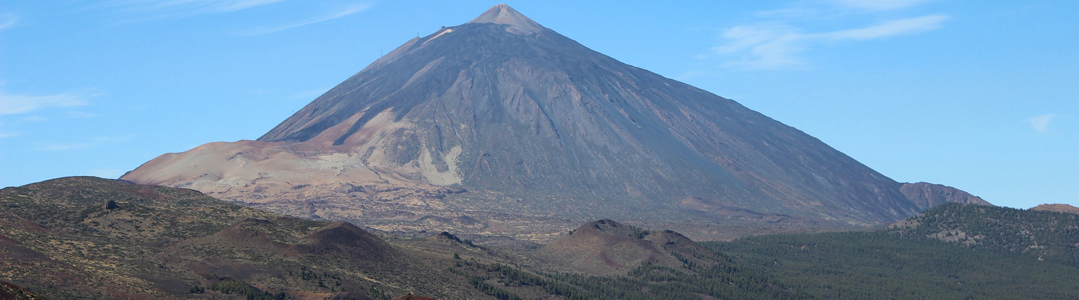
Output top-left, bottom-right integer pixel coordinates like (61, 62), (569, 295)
(0, 120), (20, 139)
(705, 1), (947, 69)
(0, 91), (89, 115)
(708, 24), (806, 69)
(36, 143), (92, 151)
(1029, 114), (1056, 133)
(107, 0), (284, 15)
(32, 136), (136, 152)
(818, 15), (948, 40)
(0, 13), (17, 31)
(243, 3), (370, 35)
(833, 0), (936, 11)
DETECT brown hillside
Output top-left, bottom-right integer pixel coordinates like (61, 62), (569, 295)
(0, 177), (490, 299)
(1031, 203), (1079, 214)
(900, 182), (992, 210)
(540, 219), (724, 275)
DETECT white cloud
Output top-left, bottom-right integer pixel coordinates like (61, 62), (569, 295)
(244, 3), (371, 35)
(32, 136), (135, 152)
(705, 0), (946, 70)
(0, 13), (17, 31)
(712, 15), (949, 69)
(710, 15), (947, 69)
(36, 143), (92, 151)
(204, 0), (286, 13)
(0, 92), (89, 115)
(833, 0), (935, 11)
(709, 24), (806, 69)
(107, 0), (285, 15)
(1029, 114), (1056, 133)
(817, 15), (948, 40)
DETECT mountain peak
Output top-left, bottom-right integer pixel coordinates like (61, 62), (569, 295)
(467, 4), (544, 34)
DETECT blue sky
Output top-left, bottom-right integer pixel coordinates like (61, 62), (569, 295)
(1, 0), (1076, 209)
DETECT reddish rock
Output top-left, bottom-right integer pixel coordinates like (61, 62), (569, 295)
(1031, 203), (1079, 214)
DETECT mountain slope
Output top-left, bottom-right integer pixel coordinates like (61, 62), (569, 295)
(253, 3), (918, 222)
(124, 4), (952, 240)
(899, 182), (992, 210)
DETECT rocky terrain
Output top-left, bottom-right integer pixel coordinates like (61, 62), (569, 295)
(3, 177), (1075, 299)
(0, 176), (801, 299)
(0, 177), (480, 299)
(899, 182), (992, 210)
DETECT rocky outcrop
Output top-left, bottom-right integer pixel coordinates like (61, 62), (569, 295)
(900, 182), (992, 211)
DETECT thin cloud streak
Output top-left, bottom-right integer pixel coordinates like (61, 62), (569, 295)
(32, 136), (136, 152)
(36, 143), (91, 151)
(244, 3), (371, 35)
(0, 13), (17, 31)
(204, 0), (286, 13)
(818, 15), (947, 40)
(101, 0), (284, 22)
(1029, 114), (1056, 133)
(0, 92), (89, 115)
(107, 0), (284, 15)
(710, 15), (948, 69)
(833, 0), (936, 11)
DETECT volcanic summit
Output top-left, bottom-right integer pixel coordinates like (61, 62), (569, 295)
(123, 4), (965, 240)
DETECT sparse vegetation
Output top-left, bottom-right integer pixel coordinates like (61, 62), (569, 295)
(6, 178), (1079, 300)
(707, 204), (1079, 299)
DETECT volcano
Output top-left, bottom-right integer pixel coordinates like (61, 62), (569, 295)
(124, 4), (962, 240)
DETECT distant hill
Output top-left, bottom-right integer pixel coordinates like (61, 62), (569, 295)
(0, 176), (485, 299)
(1031, 203), (1079, 215)
(899, 182), (992, 210)
(709, 230), (1079, 299)
(890, 202), (1079, 266)
(708, 203), (1079, 299)
(540, 219), (727, 275)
